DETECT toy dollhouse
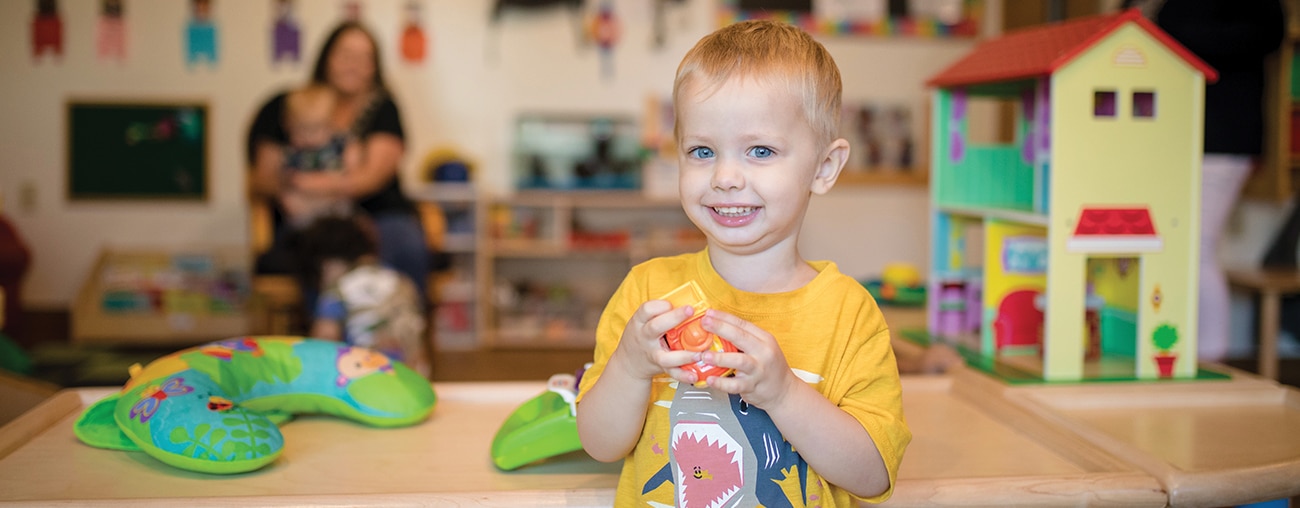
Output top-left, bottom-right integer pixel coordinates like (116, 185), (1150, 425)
(921, 9), (1217, 381)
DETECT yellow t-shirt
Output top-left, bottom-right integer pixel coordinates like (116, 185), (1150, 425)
(577, 250), (911, 507)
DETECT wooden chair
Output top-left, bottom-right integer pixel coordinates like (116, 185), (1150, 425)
(248, 198), (302, 335)
(1226, 267), (1300, 380)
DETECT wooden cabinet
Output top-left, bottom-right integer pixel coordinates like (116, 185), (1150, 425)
(1243, 0), (1300, 202)
(412, 183), (488, 351)
(415, 187), (703, 351)
(482, 190), (703, 349)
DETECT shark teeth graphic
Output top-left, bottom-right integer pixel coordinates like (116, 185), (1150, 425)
(672, 421), (744, 508)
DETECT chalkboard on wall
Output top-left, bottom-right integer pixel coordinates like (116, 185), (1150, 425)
(66, 101), (209, 201)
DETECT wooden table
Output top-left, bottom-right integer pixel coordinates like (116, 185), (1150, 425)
(1226, 267), (1300, 380)
(1, 371), (1298, 507)
(994, 369), (1300, 507)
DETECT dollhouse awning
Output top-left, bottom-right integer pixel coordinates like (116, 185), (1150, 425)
(926, 9), (1216, 88)
(1067, 207), (1162, 253)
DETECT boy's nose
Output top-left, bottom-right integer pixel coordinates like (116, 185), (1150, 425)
(710, 159), (744, 191)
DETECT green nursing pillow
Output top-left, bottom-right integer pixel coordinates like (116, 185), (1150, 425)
(74, 336), (436, 474)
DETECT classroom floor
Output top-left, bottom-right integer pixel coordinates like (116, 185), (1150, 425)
(6, 309), (1300, 390)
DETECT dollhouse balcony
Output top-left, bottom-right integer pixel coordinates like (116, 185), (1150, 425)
(934, 145), (1040, 213)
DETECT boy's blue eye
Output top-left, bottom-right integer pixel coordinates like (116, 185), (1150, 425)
(689, 146), (715, 159)
(748, 146), (774, 158)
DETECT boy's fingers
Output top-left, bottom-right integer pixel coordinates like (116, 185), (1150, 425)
(659, 349), (698, 368)
(634, 299), (673, 323)
(701, 311), (760, 350)
(705, 374), (742, 394)
(648, 304), (695, 337)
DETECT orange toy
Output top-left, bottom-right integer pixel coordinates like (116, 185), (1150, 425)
(659, 281), (738, 386)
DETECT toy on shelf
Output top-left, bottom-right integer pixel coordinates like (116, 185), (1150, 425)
(74, 337), (436, 474)
(863, 262), (927, 307)
(660, 280), (737, 386)
(917, 9), (1218, 382)
(491, 365), (588, 470)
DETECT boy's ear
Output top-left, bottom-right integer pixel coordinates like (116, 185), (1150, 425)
(811, 138), (850, 195)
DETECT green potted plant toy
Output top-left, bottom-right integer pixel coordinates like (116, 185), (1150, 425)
(1152, 323), (1179, 378)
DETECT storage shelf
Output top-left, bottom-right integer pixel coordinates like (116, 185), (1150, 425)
(483, 190), (699, 350)
(409, 182), (478, 204)
(492, 242), (631, 259)
(491, 329), (595, 349)
(442, 234), (476, 253)
(837, 169), (929, 187)
(937, 204), (1050, 227)
(505, 189), (681, 208)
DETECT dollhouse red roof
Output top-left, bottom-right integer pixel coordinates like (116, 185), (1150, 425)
(927, 9), (1217, 88)
(1067, 207), (1163, 253)
(1073, 208), (1156, 236)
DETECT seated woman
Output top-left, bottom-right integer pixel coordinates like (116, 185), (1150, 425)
(247, 21), (429, 322)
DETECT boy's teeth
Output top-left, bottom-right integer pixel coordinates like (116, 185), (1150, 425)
(713, 206), (754, 216)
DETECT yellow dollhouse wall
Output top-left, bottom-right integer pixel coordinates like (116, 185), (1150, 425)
(982, 220), (1047, 353)
(1045, 22), (1205, 380)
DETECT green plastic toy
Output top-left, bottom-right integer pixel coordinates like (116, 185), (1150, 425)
(491, 367), (587, 470)
(74, 336), (437, 474)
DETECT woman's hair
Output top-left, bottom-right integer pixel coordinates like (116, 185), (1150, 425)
(673, 20), (842, 146)
(310, 21), (387, 90)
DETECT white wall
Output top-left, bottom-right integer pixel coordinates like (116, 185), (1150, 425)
(0, 0), (987, 307)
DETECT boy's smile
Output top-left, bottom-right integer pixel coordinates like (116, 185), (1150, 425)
(676, 76), (844, 257)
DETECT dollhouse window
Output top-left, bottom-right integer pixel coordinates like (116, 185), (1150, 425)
(1093, 90), (1117, 118)
(1133, 91), (1156, 118)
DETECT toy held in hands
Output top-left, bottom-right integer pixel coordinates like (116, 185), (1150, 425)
(660, 281), (737, 386)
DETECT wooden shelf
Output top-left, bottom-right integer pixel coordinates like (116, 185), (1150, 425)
(837, 169), (929, 187)
(937, 205), (1050, 227)
(492, 240), (631, 259)
(483, 191), (698, 350)
(409, 182), (478, 204)
(491, 329), (595, 349)
(1244, 9), (1299, 202)
(505, 189), (680, 208)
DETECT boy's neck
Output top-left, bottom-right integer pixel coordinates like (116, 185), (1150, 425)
(707, 244), (817, 293)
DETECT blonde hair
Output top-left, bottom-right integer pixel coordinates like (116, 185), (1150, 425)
(673, 20), (842, 145)
(284, 83), (337, 125)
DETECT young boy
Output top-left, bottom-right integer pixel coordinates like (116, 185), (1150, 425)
(279, 83), (357, 229)
(575, 20), (910, 506)
(295, 215), (429, 378)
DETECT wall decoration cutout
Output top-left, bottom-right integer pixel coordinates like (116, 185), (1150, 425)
(652, 0), (688, 49)
(185, 0), (218, 67)
(342, 0), (362, 21)
(720, 0), (981, 38)
(32, 0), (63, 62)
(271, 0), (300, 64)
(97, 0), (126, 62)
(586, 1), (620, 78)
(400, 0), (427, 64)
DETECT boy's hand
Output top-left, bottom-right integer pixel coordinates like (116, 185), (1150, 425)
(610, 300), (700, 383)
(697, 309), (797, 410)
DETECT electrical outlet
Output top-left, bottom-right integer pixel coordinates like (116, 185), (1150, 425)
(19, 181), (36, 213)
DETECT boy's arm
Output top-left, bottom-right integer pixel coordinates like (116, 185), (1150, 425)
(575, 351), (656, 462)
(577, 292), (698, 462)
(764, 377), (890, 498)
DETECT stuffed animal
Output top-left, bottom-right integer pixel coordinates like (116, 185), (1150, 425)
(74, 336), (436, 474)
